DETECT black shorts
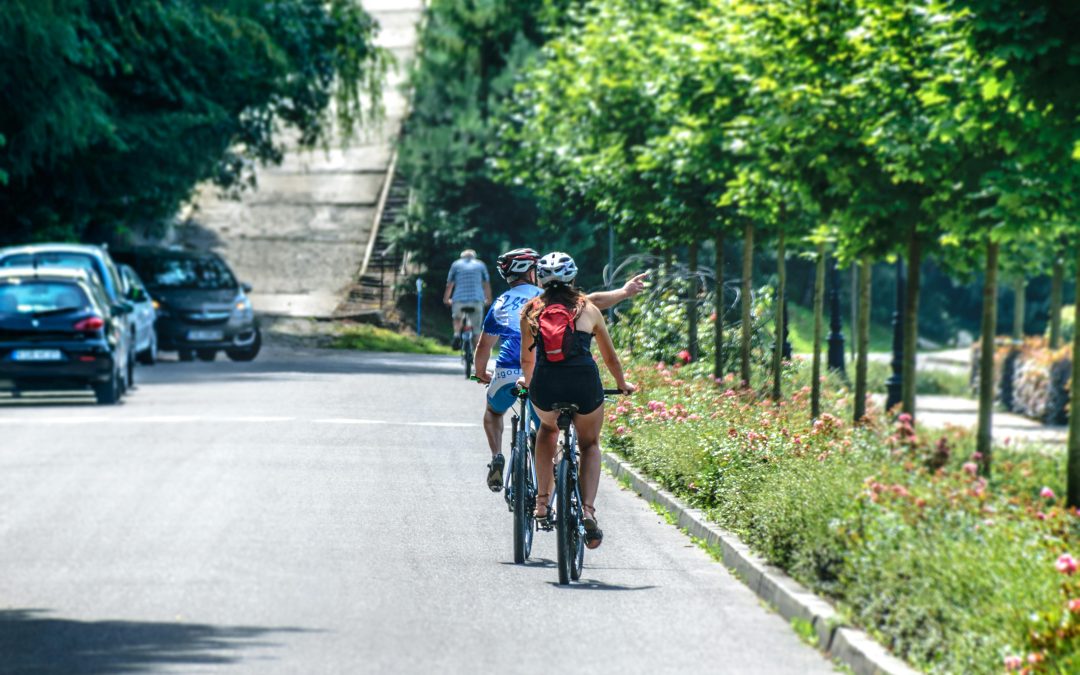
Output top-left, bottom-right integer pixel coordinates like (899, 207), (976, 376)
(529, 362), (605, 415)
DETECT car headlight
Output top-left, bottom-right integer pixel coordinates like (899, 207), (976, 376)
(233, 297), (253, 318)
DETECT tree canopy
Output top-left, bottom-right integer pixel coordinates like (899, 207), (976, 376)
(0, 0), (384, 244)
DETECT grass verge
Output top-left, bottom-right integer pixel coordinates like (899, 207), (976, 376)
(332, 324), (455, 355)
(604, 359), (1075, 674)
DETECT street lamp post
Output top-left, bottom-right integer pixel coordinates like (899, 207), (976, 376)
(885, 259), (905, 411)
(827, 254), (847, 376)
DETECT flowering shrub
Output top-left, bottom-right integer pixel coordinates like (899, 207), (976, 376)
(974, 337), (1072, 425)
(605, 359), (1073, 674)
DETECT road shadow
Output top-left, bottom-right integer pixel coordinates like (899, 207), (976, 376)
(501, 557), (556, 569)
(546, 579), (657, 592)
(0, 609), (311, 674)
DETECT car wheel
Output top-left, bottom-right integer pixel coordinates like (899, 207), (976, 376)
(93, 368), (122, 405)
(137, 332), (158, 366)
(196, 349), (217, 362)
(178, 349), (195, 362)
(226, 329), (261, 362)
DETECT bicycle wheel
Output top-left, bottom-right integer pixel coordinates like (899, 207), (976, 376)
(462, 333), (473, 379)
(512, 440), (533, 563)
(555, 459), (573, 585)
(570, 482), (585, 581)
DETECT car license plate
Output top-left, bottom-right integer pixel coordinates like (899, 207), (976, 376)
(11, 349), (64, 362)
(187, 330), (223, 342)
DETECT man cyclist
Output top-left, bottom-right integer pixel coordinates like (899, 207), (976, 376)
(444, 249), (492, 350)
(474, 247), (646, 491)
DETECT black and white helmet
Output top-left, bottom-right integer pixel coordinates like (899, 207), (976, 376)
(536, 252), (578, 287)
(496, 247), (540, 280)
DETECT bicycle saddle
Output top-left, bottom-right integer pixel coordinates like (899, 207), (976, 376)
(552, 402), (579, 414)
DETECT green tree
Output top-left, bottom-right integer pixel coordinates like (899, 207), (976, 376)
(0, 0), (384, 243)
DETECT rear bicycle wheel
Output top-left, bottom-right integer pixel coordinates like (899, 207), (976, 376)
(555, 459), (573, 585)
(462, 331), (473, 379)
(570, 482), (585, 581)
(511, 441), (533, 563)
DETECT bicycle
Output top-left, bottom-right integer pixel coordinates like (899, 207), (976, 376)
(504, 385), (538, 564)
(460, 307), (476, 379)
(551, 389), (624, 585)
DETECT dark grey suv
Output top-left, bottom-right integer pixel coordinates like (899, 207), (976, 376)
(112, 248), (260, 362)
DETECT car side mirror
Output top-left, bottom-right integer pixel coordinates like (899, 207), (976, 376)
(241, 282), (253, 293)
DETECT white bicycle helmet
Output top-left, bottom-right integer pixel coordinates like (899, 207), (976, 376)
(536, 252), (578, 287)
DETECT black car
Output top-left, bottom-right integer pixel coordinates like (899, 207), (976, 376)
(0, 243), (139, 387)
(0, 267), (132, 404)
(111, 248), (260, 362)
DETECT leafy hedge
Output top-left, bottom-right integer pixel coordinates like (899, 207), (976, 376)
(605, 361), (1078, 673)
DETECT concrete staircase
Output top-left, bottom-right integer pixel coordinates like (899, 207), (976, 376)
(175, 0), (423, 322)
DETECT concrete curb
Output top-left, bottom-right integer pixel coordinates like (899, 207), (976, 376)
(602, 452), (919, 675)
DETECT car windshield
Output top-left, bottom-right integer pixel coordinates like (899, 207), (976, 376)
(0, 281), (90, 315)
(0, 252), (101, 281)
(143, 255), (236, 290)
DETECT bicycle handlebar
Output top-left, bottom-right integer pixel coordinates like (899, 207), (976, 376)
(603, 388), (631, 396)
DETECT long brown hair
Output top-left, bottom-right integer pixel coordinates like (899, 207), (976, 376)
(524, 282), (586, 332)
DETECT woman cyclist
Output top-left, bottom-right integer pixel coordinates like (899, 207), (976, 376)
(518, 252), (635, 549)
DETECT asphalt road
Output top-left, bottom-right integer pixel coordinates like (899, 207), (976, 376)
(0, 346), (833, 674)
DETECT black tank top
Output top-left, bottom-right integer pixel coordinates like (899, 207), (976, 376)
(539, 329), (595, 367)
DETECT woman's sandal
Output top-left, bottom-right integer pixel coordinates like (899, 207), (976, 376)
(534, 494), (551, 524)
(582, 504), (603, 549)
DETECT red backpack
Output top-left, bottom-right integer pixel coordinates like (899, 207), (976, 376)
(536, 302), (580, 363)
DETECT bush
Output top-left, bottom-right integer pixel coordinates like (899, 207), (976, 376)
(976, 338), (1073, 425)
(606, 360), (1077, 673)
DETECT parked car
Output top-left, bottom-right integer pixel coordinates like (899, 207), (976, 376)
(118, 264), (158, 365)
(0, 244), (137, 389)
(111, 248), (260, 362)
(0, 267), (132, 404)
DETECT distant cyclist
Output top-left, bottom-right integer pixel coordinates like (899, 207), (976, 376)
(518, 252), (635, 550)
(474, 247), (646, 493)
(444, 249), (492, 350)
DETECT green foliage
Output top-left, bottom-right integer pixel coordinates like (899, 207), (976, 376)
(607, 361), (1074, 672)
(332, 324), (454, 355)
(0, 0), (384, 243)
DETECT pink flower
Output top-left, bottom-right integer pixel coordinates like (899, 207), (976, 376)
(1003, 655), (1022, 671)
(1041, 486), (1056, 500)
(1036, 511), (1047, 521)
(962, 462), (978, 476)
(1057, 553), (1078, 575)
(608, 414), (617, 423)
(897, 413), (912, 424)
(1068, 598), (1080, 612)
(1028, 652), (1043, 665)
(677, 349), (692, 363)
(615, 426), (628, 436)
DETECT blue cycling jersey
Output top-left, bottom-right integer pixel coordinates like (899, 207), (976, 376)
(482, 283), (542, 369)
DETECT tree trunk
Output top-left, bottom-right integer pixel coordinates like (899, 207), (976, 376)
(854, 255), (872, 423)
(772, 232), (786, 401)
(811, 241), (826, 420)
(714, 233), (725, 379)
(1012, 276), (1026, 343)
(740, 222), (754, 387)
(901, 229), (923, 418)
(977, 240), (999, 476)
(688, 241), (699, 362)
(1067, 251), (1080, 507)
(1050, 257), (1065, 349)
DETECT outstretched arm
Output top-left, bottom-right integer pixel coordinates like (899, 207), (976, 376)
(589, 304), (635, 393)
(587, 272), (649, 311)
